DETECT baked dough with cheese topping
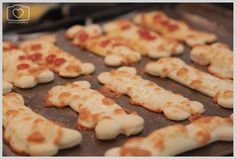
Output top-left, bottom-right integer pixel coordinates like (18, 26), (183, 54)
(190, 43), (233, 79)
(44, 81), (144, 140)
(3, 41), (54, 89)
(145, 57), (233, 108)
(19, 36), (95, 77)
(97, 67), (205, 121)
(3, 93), (82, 156)
(102, 19), (184, 58)
(105, 114), (233, 156)
(66, 25), (141, 66)
(133, 11), (217, 46)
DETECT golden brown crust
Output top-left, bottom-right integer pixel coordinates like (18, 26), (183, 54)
(65, 65), (81, 73)
(6, 110), (19, 117)
(59, 92), (72, 102)
(106, 115), (232, 156)
(213, 92), (220, 104)
(120, 147), (151, 156)
(196, 130), (211, 144)
(188, 114), (204, 122)
(3, 129), (30, 156)
(79, 107), (91, 121)
(27, 132), (45, 143)
(129, 98), (162, 113)
(223, 90), (233, 98)
(102, 98), (115, 106)
(190, 79), (203, 88)
(77, 123), (94, 131)
(207, 67), (232, 80)
(53, 128), (62, 145)
(154, 139), (164, 150)
(98, 86), (122, 99)
(177, 67), (188, 77)
(43, 95), (54, 107)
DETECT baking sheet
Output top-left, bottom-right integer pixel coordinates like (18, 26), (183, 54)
(3, 4), (233, 156)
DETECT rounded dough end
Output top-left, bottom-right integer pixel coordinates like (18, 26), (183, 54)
(81, 63), (95, 74)
(190, 101), (205, 114)
(104, 55), (122, 66)
(59, 128), (82, 149)
(145, 62), (161, 77)
(65, 25), (83, 39)
(216, 97), (233, 109)
(14, 75), (36, 88)
(117, 66), (137, 75)
(97, 72), (112, 84)
(148, 50), (170, 58)
(95, 119), (122, 140)
(105, 147), (121, 156)
(28, 143), (58, 156)
(119, 115), (144, 136)
(36, 70), (54, 83)
(163, 106), (190, 121)
(73, 81), (91, 89)
(174, 44), (184, 54)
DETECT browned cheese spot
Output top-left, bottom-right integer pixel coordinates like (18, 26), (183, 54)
(66, 65), (81, 73)
(196, 130), (211, 145)
(102, 97), (115, 106)
(27, 132), (45, 143)
(54, 128), (62, 145)
(120, 147), (151, 156)
(190, 80), (203, 88)
(6, 110), (19, 117)
(223, 90), (233, 99)
(177, 67), (188, 77)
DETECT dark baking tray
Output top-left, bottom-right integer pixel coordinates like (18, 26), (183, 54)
(3, 3), (233, 156)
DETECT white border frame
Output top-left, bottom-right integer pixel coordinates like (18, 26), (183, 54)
(1, 1), (235, 159)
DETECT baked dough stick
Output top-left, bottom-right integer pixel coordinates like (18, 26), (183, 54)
(97, 67), (204, 121)
(19, 37), (95, 77)
(105, 114), (233, 156)
(44, 81), (144, 140)
(145, 57), (233, 108)
(3, 93), (82, 156)
(65, 25), (141, 66)
(3, 41), (54, 89)
(102, 19), (184, 58)
(133, 11), (217, 46)
(190, 43), (233, 79)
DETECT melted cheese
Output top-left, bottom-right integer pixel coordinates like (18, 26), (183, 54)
(3, 42), (54, 89)
(133, 11), (217, 46)
(66, 25), (141, 66)
(102, 19), (184, 58)
(19, 37), (95, 77)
